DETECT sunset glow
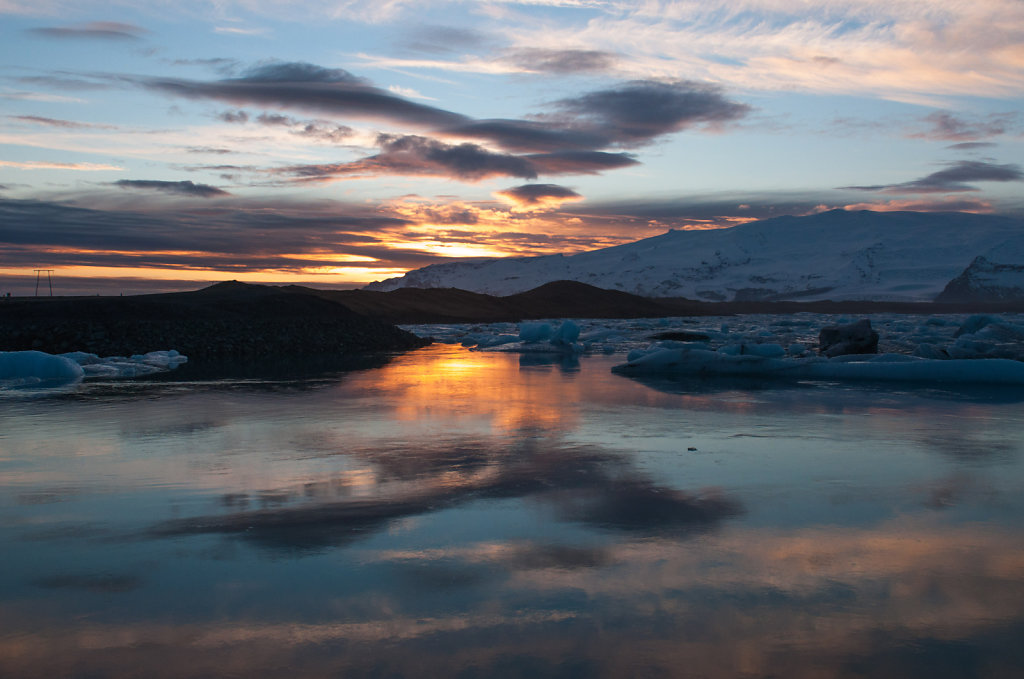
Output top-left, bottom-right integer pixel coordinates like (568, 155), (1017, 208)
(1, 1), (1022, 294)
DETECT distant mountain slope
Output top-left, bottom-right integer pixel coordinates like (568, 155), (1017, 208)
(366, 210), (1024, 302)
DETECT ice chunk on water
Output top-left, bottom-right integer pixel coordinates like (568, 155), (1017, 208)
(519, 322), (553, 343)
(0, 350), (85, 386)
(614, 345), (1024, 384)
(718, 343), (786, 358)
(550, 320), (580, 346)
(2, 349), (188, 389)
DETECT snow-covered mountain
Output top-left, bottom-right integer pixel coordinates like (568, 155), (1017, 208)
(366, 210), (1024, 302)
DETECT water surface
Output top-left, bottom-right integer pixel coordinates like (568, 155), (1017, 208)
(2, 344), (1024, 678)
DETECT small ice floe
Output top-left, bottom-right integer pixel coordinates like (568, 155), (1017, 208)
(475, 320), (585, 355)
(946, 315), (1024, 361)
(68, 350), (188, 378)
(0, 349), (188, 389)
(613, 345), (1024, 385)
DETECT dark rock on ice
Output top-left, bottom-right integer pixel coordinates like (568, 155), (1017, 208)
(647, 331), (710, 342)
(818, 319), (879, 357)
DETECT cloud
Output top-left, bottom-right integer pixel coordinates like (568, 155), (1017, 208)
(114, 180), (231, 198)
(523, 150), (638, 175)
(276, 136), (640, 183)
(279, 134), (539, 182)
(252, 113), (354, 142)
(217, 109), (249, 123)
(387, 85), (436, 101)
(844, 161), (1024, 194)
(0, 91), (85, 103)
(185, 147), (236, 155)
(14, 75), (111, 92)
(0, 160), (122, 171)
(908, 112), (1017, 142)
(139, 62), (747, 161)
(443, 119), (607, 153)
(496, 183), (583, 209)
(841, 197), (994, 213)
(507, 48), (617, 74)
(8, 115), (116, 130)
(403, 24), (489, 54)
(550, 80), (751, 147)
(169, 57), (240, 75)
(0, 196), (428, 276)
(29, 21), (147, 40)
(136, 61), (469, 129)
(444, 81), (750, 152)
(214, 26), (269, 36)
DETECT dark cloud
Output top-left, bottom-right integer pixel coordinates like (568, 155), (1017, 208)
(496, 183), (582, 207)
(550, 80), (751, 147)
(524, 150), (639, 175)
(443, 118), (606, 152)
(909, 112), (1017, 142)
(844, 161), (1024, 194)
(508, 48), (617, 74)
(0, 196), (429, 277)
(8, 115), (115, 130)
(255, 112), (292, 125)
(277, 136), (640, 182)
(279, 134), (539, 181)
(114, 180), (231, 198)
(139, 62), (746, 161)
(443, 81), (749, 152)
(217, 109), (249, 123)
(29, 21), (147, 40)
(136, 61), (469, 129)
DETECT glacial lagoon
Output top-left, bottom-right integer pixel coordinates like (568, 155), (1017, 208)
(3, 315), (1024, 678)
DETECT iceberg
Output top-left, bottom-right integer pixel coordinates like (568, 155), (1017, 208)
(0, 350), (85, 386)
(1, 349), (188, 389)
(613, 346), (1024, 385)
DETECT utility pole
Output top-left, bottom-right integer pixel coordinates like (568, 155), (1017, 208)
(34, 269), (54, 297)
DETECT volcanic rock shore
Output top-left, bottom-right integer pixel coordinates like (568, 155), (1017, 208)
(0, 281), (429, 360)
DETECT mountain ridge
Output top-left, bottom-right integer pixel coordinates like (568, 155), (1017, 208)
(366, 210), (1024, 303)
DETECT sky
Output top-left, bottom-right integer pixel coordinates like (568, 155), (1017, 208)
(1, 0), (1022, 295)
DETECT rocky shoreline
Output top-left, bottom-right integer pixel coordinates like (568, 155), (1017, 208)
(0, 282), (429, 362)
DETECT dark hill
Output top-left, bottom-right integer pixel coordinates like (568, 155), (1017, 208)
(0, 282), (429, 360)
(313, 280), (684, 323)
(321, 280), (1022, 323)
(502, 280), (676, 319)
